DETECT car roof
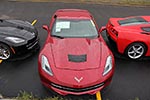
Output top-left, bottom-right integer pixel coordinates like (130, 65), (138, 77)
(54, 9), (92, 19)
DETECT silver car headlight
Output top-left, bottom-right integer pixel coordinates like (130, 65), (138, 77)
(41, 55), (53, 76)
(103, 55), (112, 76)
(5, 37), (25, 43)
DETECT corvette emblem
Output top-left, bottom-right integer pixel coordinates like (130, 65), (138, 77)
(74, 77), (83, 83)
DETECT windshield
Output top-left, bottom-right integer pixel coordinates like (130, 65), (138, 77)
(51, 19), (98, 38)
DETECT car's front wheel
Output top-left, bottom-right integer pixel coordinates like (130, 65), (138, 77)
(0, 43), (12, 60)
(125, 42), (147, 60)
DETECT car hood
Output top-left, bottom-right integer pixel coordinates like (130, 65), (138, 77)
(0, 27), (35, 39)
(51, 38), (101, 70)
(0, 19), (37, 40)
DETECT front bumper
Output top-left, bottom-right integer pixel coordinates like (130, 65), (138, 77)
(39, 72), (113, 95)
(11, 36), (40, 60)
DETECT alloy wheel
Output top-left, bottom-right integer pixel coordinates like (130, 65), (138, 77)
(127, 44), (145, 59)
(0, 44), (11, 60)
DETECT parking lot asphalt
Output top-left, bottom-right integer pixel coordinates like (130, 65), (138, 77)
(0, 1), (150, 100)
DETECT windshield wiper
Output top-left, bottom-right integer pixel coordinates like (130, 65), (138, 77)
(51, 35), (64, 39)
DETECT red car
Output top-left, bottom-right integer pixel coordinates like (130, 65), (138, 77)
(106, 16), (150, 60)
(38, 9), (115, 95)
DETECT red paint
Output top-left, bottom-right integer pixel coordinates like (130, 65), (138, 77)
(38, 9), (115, 95)
(106, 16), (150, 56)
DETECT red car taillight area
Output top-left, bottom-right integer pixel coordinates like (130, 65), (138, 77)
(106, 20), (119, 42)
(107, 21), (118, 37)
(107, 21), (114, 28)
(110, 28), (118, 37)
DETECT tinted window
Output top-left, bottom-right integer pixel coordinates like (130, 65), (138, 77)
(118, 17), (148, 26)
(141, 27), (150, 32)
(51, 19), (98, 38)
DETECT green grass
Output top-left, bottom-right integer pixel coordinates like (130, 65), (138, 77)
(116, 0), (150, 6)
(15, 91), (64, 100)
(11, 91), (140, 100)
(0, 91), (142, 100)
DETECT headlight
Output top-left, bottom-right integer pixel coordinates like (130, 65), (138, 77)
(103, 56), (112, 76)
(41, 55), (53, 76)
(5, 37), (25, 43)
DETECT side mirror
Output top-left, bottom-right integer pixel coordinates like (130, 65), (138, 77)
(99, 26), (106, 33)
(43, 25), (53, 43)
(43, 25), (50, 32)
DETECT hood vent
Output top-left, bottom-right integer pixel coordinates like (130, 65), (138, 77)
(17, 26), (24, 30)
(68, 54), (87, 62)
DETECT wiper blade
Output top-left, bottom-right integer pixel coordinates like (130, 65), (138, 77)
(51, 35), (64, 39)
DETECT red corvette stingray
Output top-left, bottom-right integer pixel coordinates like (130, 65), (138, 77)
(38, 9), (115, 95)
(106, 16), (150, 59)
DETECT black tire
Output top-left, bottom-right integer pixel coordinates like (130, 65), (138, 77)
(125, 42), (147, 60)
(0, 43), (12, 60)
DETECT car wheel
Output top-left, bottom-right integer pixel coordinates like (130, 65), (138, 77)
(0, 43), (12, 60)
(125, 42), (147, 60)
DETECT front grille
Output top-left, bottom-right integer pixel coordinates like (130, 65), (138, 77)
(27, 36), (37, 44)
(26, 36), (39, 49)
(51, 82), (104, 92)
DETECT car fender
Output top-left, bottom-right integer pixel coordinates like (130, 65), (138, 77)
(117, 31), (150, 55)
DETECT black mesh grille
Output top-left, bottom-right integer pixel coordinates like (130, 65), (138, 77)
(68, 54), (87, 62)
(27, 36), (37, 44)
(51, 82), (104, 92)
(26, 36), (39, 49)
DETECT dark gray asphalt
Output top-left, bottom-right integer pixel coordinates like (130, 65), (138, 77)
(0, 1), (150, 100)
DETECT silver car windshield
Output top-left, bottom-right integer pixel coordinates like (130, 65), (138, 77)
(51, 19), (98, 38)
